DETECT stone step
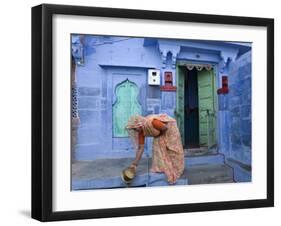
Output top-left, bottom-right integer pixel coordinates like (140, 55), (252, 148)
(184, 146), (217, 156)
(72, 156), (230, 190)
(71, 157), (189, 190)
(72, 163), (234, 189)
(148, 172), (188, 187)
(72, 171), (188, 190)
(72, 173), (148, 190)
(185, 164), (234, 185)
(185, 153), (225, 167)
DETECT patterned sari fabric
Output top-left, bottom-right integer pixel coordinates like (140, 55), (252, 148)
(126, 114), (184, 184)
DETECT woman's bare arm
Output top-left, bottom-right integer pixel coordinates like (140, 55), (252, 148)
(131, 144), (144, 167)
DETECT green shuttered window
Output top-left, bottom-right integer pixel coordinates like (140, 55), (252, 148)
(113, 79), (141, 137)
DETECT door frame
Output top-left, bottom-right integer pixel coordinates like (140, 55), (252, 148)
(176, 60), (220, 149)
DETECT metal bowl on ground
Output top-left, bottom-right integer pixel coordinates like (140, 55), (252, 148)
(121, 166), (136, 184)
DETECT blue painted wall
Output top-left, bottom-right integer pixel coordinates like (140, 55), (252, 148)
(72, 34), (252, 180)
(226, 52), (252, 181)
(227, 51), (252, 164)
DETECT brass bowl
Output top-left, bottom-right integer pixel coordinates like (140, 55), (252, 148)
(121, 166), (136, 184)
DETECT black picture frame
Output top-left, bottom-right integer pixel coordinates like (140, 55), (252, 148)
(31, 3), (274, 222)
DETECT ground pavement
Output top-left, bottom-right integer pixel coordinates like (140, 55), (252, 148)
(72, 147), (234, 190)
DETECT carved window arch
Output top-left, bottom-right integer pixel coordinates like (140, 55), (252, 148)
(113, 79), (141, 137)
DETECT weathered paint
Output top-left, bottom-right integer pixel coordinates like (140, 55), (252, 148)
(176, 65), (185, 144)
(197, 69), (216, 147)
(113, 79), (141, 137)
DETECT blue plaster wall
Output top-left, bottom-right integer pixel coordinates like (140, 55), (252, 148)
(228, 51), (252, 164)
(226, 51), (252, 181)
(73, 36), (166, 160)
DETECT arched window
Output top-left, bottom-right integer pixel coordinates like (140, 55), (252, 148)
(113, 79), (141, 137)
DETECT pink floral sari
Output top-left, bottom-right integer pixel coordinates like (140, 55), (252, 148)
(126, 114), (184, 184)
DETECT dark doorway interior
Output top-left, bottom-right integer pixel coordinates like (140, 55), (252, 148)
(184, 68), (199, 148)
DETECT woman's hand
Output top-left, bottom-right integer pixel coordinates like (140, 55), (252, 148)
(129, 162), (138, 170)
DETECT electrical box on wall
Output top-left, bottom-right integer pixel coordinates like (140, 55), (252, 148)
(148, 69), (160, 85)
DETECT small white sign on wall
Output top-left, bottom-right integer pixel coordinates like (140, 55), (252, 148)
(148, 69), (160, 85)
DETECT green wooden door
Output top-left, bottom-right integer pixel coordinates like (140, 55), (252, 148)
(176, 65), (185, 145)
(113, 79), (141, 137)
(197, 69), (217, 147)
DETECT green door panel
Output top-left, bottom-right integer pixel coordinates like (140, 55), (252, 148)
(176, 65), (185, 145)
(113, 79), (141, 137)
(197, 69), (217, 147)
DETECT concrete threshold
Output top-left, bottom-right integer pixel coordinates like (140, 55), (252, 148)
(71, 155), (235, 190)
(72, 157), (188, 190)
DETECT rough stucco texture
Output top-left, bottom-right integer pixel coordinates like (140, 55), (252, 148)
(228, 51), (252, 165)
